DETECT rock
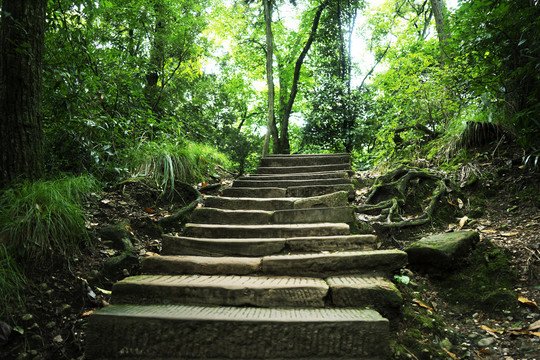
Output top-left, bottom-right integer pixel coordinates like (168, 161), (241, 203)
(405, 231), (480, 270)
(0, 321), (11, 345)
(99, 223), (133, 250)
(477, 337), (496, 347)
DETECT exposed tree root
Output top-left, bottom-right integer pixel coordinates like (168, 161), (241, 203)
(356, 166), (448, 230)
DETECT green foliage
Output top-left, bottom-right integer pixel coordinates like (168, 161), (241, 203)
(132, 140), (230, 195)
(0, 244), (27, 320)
(0, 176), (99, 266)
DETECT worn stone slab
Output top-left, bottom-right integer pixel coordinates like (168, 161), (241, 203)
(112, 275), (329, 307)
(242, 170), (348, 181)
(272, 207), (355, 224)
(287, 184), (354, 198)
(141, 255), (262, 275)
(221, 187), (287, 198)
(86, 305), (388, 360)
(233, 178), (351, 189)
(204, 196), (298, 211)
(203, 191), (350, 211)
(162, 234), (286, 257)
(293, 191), (349, 209)
(183, 223), (350, 238)
(191, 208), (273, 225)
(327, 275), (403, 309)
(406, 231), (480, 269)
(257, 163), (350, 175)
(262, 250), (408, 277)
(286, 235), (377, 252)
(260, 154), (350, 167)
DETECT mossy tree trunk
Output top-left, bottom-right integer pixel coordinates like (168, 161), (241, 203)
(0, 0), (46, 187)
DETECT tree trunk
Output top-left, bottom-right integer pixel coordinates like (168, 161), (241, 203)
(0, 0), (46, 187)
(430, 0), (448, 56)
(280, 0), (328, 154)
(262, 0), (279, 156)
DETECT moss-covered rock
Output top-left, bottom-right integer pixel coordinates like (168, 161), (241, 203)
(406, 231), (479, 270)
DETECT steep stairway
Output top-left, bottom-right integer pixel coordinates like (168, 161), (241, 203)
(86, 153), (408, 359)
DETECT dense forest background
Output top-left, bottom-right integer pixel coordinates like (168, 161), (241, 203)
(0, 0), (539, 358)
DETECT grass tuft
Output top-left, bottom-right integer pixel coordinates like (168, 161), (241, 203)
(0, 175), (99, 266)
(0, 244), (27, 320)
(132, 140), (231, 195)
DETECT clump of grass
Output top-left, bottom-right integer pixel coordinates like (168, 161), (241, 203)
(0, 175), (99, 266)
(133, 140), (231, 195)
(0, 244), (27, 319)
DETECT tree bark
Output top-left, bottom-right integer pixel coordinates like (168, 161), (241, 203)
(262, 0), (279, 156)
(0, 0), (46, 187)
(430, 0), (448, 56)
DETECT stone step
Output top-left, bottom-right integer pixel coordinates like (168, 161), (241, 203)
(183, 222), (350, 238)
(242, 170), (348, 181)
(232, 178), (351, 188)
(204, 191), (349, 211)
(141, 250), (407, 277)
(260, 154), (350, 167)
(112, 275), (330, 307)
(162, 234), (377, 257)
(221, 184), (354, 198)
(262, 250), (408, 277)
(327, 275), (403, 309)
(257, 163), (350, 175)
(86, 305), (389, 360)
(190, 206), (355, 225)
(265, 152), (350, 157)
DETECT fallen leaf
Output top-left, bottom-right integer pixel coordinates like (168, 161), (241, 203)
(413, 299), (434, 311)
(144, 207), (156, 214)
(81, 309), (97, 317)
(500, 232), (519, 237)
(95, 287), (112, 295)
(518, 296), (538, 307)
(478, 348), (491, 355)
(480, 229), (498, 234)
(459, 216), (468, 228)
(447, 200), (457, 207)
(442, 347), (458, 359)
(532, 332), (540, 338)
(480, 325), (503, 337)
(528, 319), (540, 330)
(143, 251), (159, 257)
(457, 198), (464, 209)
(506, 328), (530, 336)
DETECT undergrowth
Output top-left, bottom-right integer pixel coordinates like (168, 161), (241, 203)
(0, 245), (27, 320)
(0, 175), (100, 266)
(132, 140), (230, 196)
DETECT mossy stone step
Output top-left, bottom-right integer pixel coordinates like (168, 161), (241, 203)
(260, 154), (350, 167)
(161, 234), (377, 257)
(190, 206), (355, 225)
(232, 177), (351, 188)
(112, 274), (329, 307)
(141, 249), (406, 277)
(203, 191), (349, 211)
(221, 184), (354, 198)
(242, 170), (348, 181)
(87, 305), (388, 360)
(183, 222), (350, 238)
(256, 163), (350, 175)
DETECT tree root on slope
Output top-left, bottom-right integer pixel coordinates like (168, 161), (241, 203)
(356, 166), (449, 230)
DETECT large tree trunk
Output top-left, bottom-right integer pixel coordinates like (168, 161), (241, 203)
(262, 0), (279, 156)
(0, 0), (46, 187)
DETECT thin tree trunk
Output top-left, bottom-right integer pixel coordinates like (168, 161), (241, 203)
(280, 0), (329, 154)
(262, 0), (279, 156)
(0, 0), (46, 187)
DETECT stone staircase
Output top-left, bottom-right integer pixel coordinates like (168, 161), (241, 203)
(86, 153), (408, 359)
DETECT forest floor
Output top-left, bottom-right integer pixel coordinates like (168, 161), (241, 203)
(1, 145), (539, 360)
